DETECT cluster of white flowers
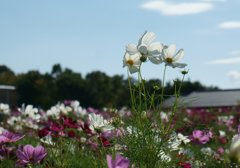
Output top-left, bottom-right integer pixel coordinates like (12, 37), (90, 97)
(217, 115), (234, 122)
(46, 101), (87, 119)
(123, 31), (187, 74)
(18, 104), (40, 122)
(71, 100), (87, 117)
(200, 147), (216, 156)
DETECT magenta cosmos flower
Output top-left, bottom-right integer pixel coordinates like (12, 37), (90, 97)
(0, 131), (25, 146)
(189, 130), (208, 145)
(232, 124), (240, 141)
(16, 145), (47, 166)
(107, 154), (130, 168)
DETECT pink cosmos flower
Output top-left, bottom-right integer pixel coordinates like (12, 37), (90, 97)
(107, 154), (130, 168)
(189, 130), (208, 145)
(217, 148), (224, 155)
(203, 127), (213, 140)
(16, 145), (47, 166)
(0, 131), (25, 146)
(232, 124), (240, 141)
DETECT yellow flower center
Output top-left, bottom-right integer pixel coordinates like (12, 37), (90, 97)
(26, 114), (29, 117)
(166, 57), (173, 63)
(29, 156), (34, 162)
(195, 138), (199, 142)
(127, 60), (134, 66)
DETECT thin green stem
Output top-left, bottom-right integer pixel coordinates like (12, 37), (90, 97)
(138, 68), (141, 113)
(149, 91), (156, 111)
(60, 126), (63, 168)
(177, 74), (185, 95)
(127, 68), (134, 107)
(139, 67), (148, 112)
(159, 65), (167, 111)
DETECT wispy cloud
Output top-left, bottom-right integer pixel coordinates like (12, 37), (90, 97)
(218, 21), (240, 29)
(229, 51), (240, 55)
(227, 71), (240, 83)
(140, 1), (213, 15)
(207, 57), (240, 64)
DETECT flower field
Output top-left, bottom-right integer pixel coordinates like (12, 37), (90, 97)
(0, 31), (240, 168)
(0, 102), (240, 167)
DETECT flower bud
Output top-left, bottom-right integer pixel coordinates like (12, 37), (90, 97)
(153, 86), (160, 90)
(133, 84), (138, 89)
(140, 55), (147, 62)
(110, 109), (116, 113)
(181, 70), (189, 75)
(141, 79), (146, 83)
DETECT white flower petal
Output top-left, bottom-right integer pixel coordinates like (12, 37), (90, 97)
(126, 44), (138, 55)
(170, 62), (187, 68)
(129, 66), (139, 74)
(138, 44), (148, 54)
(131, 53), (141, 62)
(142, 32), (156, 46)
(148, 42), (164, 55)
(148, 56), (163, 64)
(163, 44), (177, 59)
(172, 49), (185, 62)
(123, 52), (130, 62)
(138, 31), (147, 47)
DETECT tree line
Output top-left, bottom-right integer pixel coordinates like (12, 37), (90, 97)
(0, 64), (219, 110)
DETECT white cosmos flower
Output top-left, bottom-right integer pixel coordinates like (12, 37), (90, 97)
(158, 150), (171, 162)
(0, 103), (10, 115)
(7, 116), (21, 126)
(40, 135), (55, 146)
(218, 130), (226, 137)
(76, 106), (87, 117)
(123, 52), (141, 74)
(88, 113), (115, 133)
(200, 147), (215, 156)
(177, 133), (191, 144)
(126, 31), (165, 63)
(46, 106), (60, 119)
(162, 44), (187, 68)
(149, 44), (187, 68)
(230, 136), (240, 162)
(71, 100), (80, 111)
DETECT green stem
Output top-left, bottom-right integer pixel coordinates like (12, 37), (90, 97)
(60, 126), (63, 168)
(127, 68), (134, 107)
(177, 74), (185, 95)
(149, 91), (156, 110)
(138, 68), (141, 113)
(139, 67), (148, 112)
(159, 65), (167, 111)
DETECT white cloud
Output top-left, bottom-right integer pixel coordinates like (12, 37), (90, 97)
(207, 57), (240, 64)
(218, 21), (240, 29)
(229, 51), (240, 55)
(141, 1), (214, 15)
(227, 71), (240, 83)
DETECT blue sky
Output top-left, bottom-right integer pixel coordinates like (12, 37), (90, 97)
(0, 0), (240, 89)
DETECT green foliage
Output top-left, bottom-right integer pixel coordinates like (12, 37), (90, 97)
(0, 64), (219, 109)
